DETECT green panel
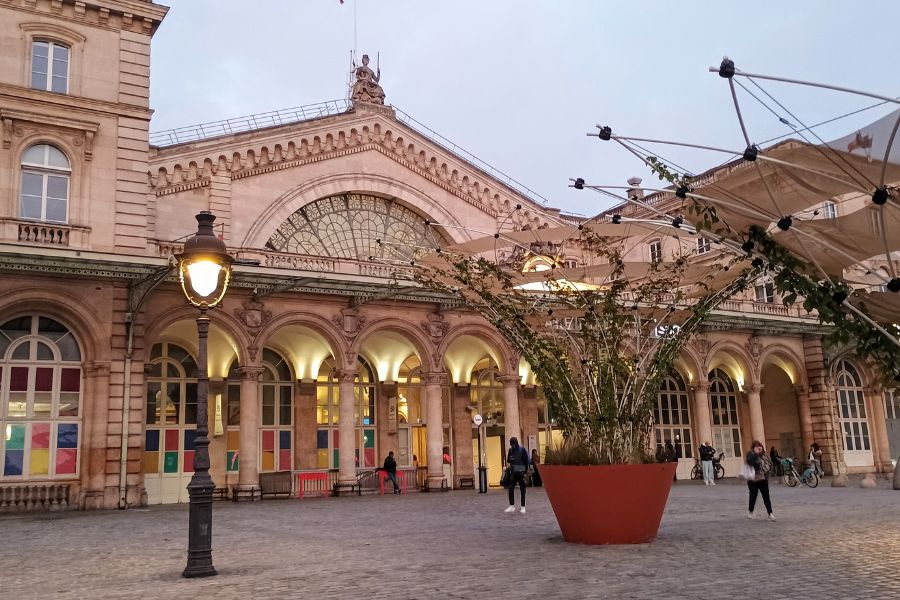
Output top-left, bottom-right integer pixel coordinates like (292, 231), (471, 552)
(163, 451), (178, 473)
(363, 429), (375, 448)
(333, 449), (339, 468)
(6, 424), (26, 450)
(226, 451), (239, 472)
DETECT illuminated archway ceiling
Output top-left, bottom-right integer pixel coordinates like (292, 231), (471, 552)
(154, 319), (240, 379)
(266, 193), (450, 261)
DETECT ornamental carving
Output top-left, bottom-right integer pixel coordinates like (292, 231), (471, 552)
(333, 307), (367, 339)
(266, 193), (448, 262)
(237, 366), (265, 381)
(421, 313), (448, 342)
(234, 299), (273, 335)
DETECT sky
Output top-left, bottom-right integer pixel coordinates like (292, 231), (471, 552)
(148, 1), (900, 217)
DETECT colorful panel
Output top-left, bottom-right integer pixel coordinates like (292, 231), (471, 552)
(279, 430), (291, 450)
(317, 429), (328, 449)
(30, 448), (49, 475)
(261, 451), (275, 471)
(4, 450), (24, 476)
(60, 368), (81, 392)
(227, 451), (239, 472)
(145, 430), (160, 452)
(226, 430), (240, 451)
(55, 448), (77, 475)
(143, 451), (159, 474)
(279, 450), (291, 471)
(183, 450), (195, 473)
(35, 367), (53, 391)
(31, 423), (51, 449)
(183, 430), (196, 451)
(363, 429), (375, 448)
(316, 449), (329, 469)
(261, 430), (275, 451)
(332, 449), (339, 468)
(57, 423), (78, 449)
(9, 366), (28, 391)
(6, 424), (26, 449)
(163, 451), (178, 473)
(164, 429), (179, 452)
(364, 448), (375, 468)
(332, 429), (339, 449)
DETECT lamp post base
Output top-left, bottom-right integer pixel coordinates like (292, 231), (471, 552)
(183, 481), (217, 578)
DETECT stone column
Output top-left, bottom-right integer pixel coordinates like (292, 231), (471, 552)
(499, 375), (522, 443)
(424, 372), (445, 490)
(794, 384), (814, 453)
(82, 361), (111, 510)
(295, 379), (317, 470)
(337, 370), (357, 484)
(745, 383), (766, 444)
(452, 384), (474, 487)
(692, 382), (712, 446)
(867, 387), (892, 473)
(235, 366), (263, 501)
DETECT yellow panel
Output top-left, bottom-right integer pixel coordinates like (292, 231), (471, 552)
(485, 435), (502, 486)
(30, 448), (50, 475)
(317, 449), (329, 469)
(144, 451), (159, 474)
(262, 451), (275, 471)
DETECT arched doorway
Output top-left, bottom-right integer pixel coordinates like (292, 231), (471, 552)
(469, 357), (505, 485)
(316, 356), (377, 469)
(653, 372), (692, 477)
(835, 359), (873, 468)
(709, 368), (743, 473)
(759, 363), (802, 463)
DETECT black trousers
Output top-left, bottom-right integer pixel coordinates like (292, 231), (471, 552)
(508, 471), (526, 506)
(747, 480), (773, 514)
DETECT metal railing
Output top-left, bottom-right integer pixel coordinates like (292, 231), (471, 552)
(149, 100), (551, 206)
(149, 99), (352, 146)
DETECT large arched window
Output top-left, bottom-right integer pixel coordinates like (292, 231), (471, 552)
(835, 359), (871, 453)
(20, 144), (70, 223)
(397, 355), (423, 468)
(709, 369), (741, 458)
(144, 343), (198, 477)
(469, 357), (504, 426)
(315, 356), (377, 469)
(1, 315), (82, 479)
(653, 373), (692, 459)
(259, 349), (293, 472)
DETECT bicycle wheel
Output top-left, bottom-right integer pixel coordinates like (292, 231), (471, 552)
(691, 465), (702, 480)
(714, 464), (724, 480)
(804, 472), (819, 488)
(784, 471), (799, 487)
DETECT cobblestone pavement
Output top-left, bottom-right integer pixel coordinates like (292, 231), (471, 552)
(2, 476), (899, 600)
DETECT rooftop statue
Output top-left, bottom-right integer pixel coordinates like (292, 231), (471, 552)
(351, 54), (385, 105)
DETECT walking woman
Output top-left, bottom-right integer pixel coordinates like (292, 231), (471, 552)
(745, 440), (775, 521)
(504, 437), (530, 514)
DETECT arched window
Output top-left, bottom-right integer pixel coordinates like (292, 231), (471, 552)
(653, 373), (692, 459)
(315, 356), (377, 469)
(1, 315), (82, 479)
(835, 359), (871, 453)
(31, 40), (69, 93)
(224, 360), (241, 474)
(709, 369), (741, 458)
(259, 349), (293, 472)
(469, 357), (504, 426)
(397, 355), (423, 468)
(20, 144), (70, 223)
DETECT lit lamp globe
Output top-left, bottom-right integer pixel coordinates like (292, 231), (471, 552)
(177, 211), (233, 307)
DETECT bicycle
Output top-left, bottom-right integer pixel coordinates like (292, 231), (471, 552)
(690, 452), (725, 481)
(780, 457), (818, 488)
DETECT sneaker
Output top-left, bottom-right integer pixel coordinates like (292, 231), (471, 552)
(504, 505), (516, 513)
(711, 481), (717, 486)
(520, 507), (526, 514)
(704, 481), (710, 486)
(768, 513), (776, 521)
(747, 511), (755, 520)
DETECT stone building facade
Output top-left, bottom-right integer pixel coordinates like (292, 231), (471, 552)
(0, 0), (895, 511)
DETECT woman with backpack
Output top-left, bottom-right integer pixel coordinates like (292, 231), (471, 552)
(744, 440), (775, 521)
(503, 437), (530, 514)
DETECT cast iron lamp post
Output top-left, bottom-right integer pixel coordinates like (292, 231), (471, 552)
(177, 211), (233, 578)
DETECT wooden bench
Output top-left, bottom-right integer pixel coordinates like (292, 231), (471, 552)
(457, 476), (475, 490)
(331, 481), (361, 497)
(212, 487), (230, 501)
(259, 471), (293, 499)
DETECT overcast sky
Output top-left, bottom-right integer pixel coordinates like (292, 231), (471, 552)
(149, 1), (900, 216)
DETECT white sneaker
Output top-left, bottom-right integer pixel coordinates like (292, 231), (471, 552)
(504, 505), (516, 513)
(711, 481), (717, 486)
(704, 481), (710, 486)
(520, 507), (526, 514)
(747, 511), (755, 520)
(768, 513), (776, 521)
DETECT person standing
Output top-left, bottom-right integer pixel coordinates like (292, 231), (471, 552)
(504, 437), (530, 514)
(769, 446), (783, 477)
(808, 443), (824, 477)
(383, 451), (401, 494)
(699, 441), (716, 485)
(530, 449), (542, 487)
(745, 440), (775, 521)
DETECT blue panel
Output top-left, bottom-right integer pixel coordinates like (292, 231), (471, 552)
(57, 423), (78, 449)
(316, 429), (328, 449)
(4, 450), (24, 476)
(184, 429), (197, 451)
(145, 429), (160, 452)
(279, 430), (291, 450)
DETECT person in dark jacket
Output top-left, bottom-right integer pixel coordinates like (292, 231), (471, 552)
(699, 441), (717, 485)
(745, 440), (774, 521)
(504, 437), (530, 514)
(383, 451), (401, 494)
(769, 446), (783, 477)
(530, 449), (542, 487)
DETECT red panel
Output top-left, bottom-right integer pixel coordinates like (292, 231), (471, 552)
(10, 366), (28, 391)
(55, 449), (77, 474)
(261, 430), (275, 451)
(183, 450), (195, 473)
(332, 429), (339, 449)
(60, 368), (81, 392)
(364, 448), (375, 468)
(279, 449), (291, 471)
(31, 422), (51, 449)
(164, 429), (179, 451)
(35, 367), (53, 392)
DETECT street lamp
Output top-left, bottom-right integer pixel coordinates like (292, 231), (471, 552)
(177, 211), (232, 578)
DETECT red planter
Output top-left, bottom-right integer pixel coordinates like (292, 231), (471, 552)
(540, 462), (676, 545)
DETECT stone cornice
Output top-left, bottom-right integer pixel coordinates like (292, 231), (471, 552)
(0, 83), (152, 120)
(3, 0), (168, 36)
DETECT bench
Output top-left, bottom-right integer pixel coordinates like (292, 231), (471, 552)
(332, 481), (361, 497)
(259, 471), (293, 499)
(212, 487), (230, 501)
(457, 477), (475, 490)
